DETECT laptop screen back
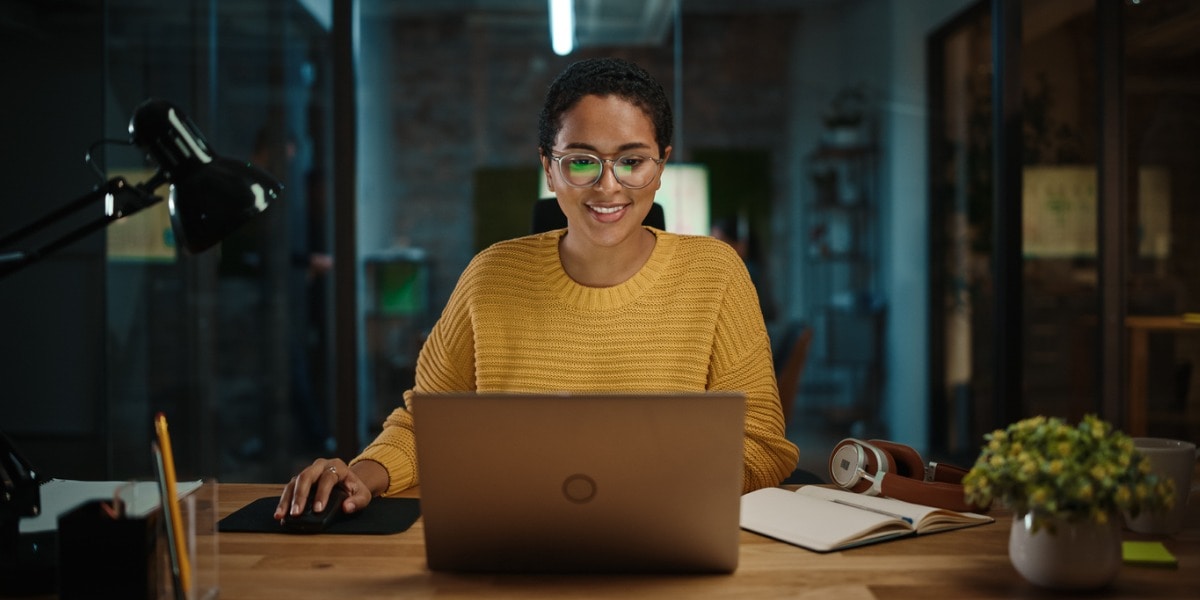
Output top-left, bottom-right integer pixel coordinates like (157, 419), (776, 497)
(411, 392), (745, 574)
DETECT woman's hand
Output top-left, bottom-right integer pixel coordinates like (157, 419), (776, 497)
(274, 458), (377, 521)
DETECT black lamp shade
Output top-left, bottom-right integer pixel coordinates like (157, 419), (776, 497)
(168, 157), (281, 253)
(129, 98), (281, 254)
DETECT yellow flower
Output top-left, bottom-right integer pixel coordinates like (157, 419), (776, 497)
(1077, 483), (1094, 502)
(1030, 487), (1050, 505)
(967, 414), (1174, 521)
(1135, 483), (1149, 501)
(1115, 485), (1131, 505)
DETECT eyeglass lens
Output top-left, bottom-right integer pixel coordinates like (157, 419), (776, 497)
(558, 154), (659, 189)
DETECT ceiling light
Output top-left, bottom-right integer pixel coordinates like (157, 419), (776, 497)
(550, 0), (574, 56)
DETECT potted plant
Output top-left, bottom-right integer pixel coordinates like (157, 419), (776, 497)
(962, 414), (1175, 590)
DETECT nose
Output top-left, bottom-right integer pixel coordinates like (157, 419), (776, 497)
(593, 159), (622, 191)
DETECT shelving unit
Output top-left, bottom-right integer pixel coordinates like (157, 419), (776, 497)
(803, 141), (885, 435)
(362, 250), (433, 435)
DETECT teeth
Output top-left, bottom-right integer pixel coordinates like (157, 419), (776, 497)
(591, 205), (623, 214)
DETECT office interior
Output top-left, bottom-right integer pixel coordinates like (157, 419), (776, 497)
(1, 0), (1197, 487)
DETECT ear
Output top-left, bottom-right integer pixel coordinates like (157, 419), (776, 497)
(539, 150), (556, 193)
(649, 145), (673, 192)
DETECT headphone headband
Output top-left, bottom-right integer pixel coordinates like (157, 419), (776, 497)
(827, 438), (984, 513)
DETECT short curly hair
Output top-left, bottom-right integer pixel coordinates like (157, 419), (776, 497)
(537, 57), (673, 159)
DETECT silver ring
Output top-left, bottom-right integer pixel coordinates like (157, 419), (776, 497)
(327, 465), (338, 477)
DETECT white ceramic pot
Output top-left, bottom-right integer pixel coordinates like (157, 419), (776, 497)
(1008, 511), (1122, 590)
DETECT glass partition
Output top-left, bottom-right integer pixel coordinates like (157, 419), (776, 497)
(101, 0), (335, 482)
(928, 2), (999, 458)
(1123, 0), (1200, 439)
(930, 0), (1200, 456)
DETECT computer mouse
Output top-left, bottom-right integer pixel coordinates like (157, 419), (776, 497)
(281, 485), (348, 533)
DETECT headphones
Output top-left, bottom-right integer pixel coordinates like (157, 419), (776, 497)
(828, 438), (985, 513)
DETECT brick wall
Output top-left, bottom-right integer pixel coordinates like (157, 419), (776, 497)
(366, 11), (800, 310)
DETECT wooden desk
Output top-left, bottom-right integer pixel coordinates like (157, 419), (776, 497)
(212, 481), (1200, 599)
(1126, 315), (1200, 436)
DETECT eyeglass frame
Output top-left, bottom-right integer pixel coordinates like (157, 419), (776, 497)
(547, 151), (667, 190)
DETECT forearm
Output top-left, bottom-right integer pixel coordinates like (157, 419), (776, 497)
(349, 458), (390, 497)
(741, 386), (800, 492)
(710, 265), (798, 490)
(351, 405), (419, 496)
(710, 356), (798, 491)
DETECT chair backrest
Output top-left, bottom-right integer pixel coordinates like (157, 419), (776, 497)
(531, 198), (666, 233)
(775, 325), (813, 426)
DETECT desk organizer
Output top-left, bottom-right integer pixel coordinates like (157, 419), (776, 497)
(56, 480), (219, 600)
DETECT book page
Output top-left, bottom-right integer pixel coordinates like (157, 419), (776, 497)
(740, 487), (913, 552)
(795, 486), (992, 533)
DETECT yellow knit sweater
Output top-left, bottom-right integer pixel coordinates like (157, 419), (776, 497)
(352, 228), (799, 495)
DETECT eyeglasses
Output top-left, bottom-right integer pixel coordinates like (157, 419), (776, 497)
(549, 152), (665, 189)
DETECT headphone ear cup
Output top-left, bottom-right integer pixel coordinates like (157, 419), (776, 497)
(869, 439), (926, 481)
(829, 439), (886, 494)
(828, 440), (865, 492)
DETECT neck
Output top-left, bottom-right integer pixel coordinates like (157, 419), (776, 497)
(559, 228), (656, 287)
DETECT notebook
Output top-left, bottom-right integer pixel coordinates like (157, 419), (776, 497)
(411, 391), (745, 574)
(740, 485), (993, 552)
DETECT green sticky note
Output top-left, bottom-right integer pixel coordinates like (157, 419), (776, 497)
(1122, 541), (1178, 568)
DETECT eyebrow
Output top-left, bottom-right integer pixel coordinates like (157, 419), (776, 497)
(559, 141), (654, 154)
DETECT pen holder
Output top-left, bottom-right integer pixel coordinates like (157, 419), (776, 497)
(58, 500), (159, 599)
(56, 479), (219, 600)
(176, 479), (219, 600)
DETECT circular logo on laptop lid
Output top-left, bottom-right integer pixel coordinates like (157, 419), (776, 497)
(562, 473), (597, 504)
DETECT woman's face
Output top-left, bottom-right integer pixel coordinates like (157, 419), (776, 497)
(541, 94), (671, 251)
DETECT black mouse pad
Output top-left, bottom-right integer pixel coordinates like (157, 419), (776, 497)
(218, 496), (420, 535)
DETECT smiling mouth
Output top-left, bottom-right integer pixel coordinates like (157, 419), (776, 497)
(590, 205), (625, 215)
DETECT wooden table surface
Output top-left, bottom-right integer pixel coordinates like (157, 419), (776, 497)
(209, 479), (1200, 599)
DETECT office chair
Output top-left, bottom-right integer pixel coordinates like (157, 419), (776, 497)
(773, 322), (822, 485)
(776, 324), (814, 427)
(531, 198), (666, 233)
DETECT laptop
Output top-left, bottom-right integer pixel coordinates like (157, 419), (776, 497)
(411, 391), (745, 574)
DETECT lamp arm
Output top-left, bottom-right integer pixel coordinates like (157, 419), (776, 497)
(0, 177), (162, 280)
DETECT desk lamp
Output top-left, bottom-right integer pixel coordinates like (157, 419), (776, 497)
(0, 99), (281, 593)
(0, 98), (281, 278)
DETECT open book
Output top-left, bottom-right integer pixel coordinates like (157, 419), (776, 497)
(740, 485), (993, 552)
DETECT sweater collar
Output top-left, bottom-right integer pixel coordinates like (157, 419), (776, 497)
(544, 227), (675, 310)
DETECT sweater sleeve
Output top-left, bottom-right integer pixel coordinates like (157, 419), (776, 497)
(708, 257), (800, 492)
(350, 263), (478, 496)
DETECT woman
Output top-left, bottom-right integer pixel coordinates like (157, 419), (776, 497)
(277, 57), (798, 521)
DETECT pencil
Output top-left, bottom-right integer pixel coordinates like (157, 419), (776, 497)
(155, 412), (192, 595)
(152, 442), (184, 600)
(831, 498), (915, 525)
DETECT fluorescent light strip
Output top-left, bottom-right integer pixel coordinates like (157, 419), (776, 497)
(550, 0), (574, 56)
